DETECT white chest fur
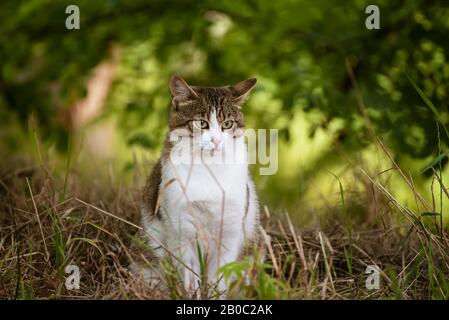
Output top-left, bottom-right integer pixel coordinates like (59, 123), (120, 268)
(159, 153), (249, 238)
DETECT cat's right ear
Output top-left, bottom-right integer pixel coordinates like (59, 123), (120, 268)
(170, 75), (198, 107)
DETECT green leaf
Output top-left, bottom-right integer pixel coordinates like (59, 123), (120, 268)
(421, 211), (441, 217)
(420, 152), (448, 174)
(404, 70), (449, 139)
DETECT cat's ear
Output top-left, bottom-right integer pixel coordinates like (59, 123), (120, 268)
(229, 78), (257, 106)
(169, 75), (198, 104)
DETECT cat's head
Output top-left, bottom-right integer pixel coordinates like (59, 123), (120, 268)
(167, 75), (256, 153)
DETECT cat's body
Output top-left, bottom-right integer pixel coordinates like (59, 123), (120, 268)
(131, 76), (262, 297)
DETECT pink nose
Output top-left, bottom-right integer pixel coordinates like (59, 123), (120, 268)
(211, 137), (221, 146)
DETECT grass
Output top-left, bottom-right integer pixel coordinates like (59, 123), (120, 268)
(1, 138), (449, 300)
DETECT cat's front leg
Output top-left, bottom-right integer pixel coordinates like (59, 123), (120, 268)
(207, 234), (244, 298)
(177, 243), (203, 299)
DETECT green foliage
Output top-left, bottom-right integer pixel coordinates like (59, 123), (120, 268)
(50, 211), (66, 275)
(2, 0), (449, 156)
(2, 0), (449, 212)
(18, 279), (36, 300)
(219, 256), (289, 299)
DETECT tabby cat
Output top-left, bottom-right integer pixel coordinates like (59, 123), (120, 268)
(130, 75), (262, 298)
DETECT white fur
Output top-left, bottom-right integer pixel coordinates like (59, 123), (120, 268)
(141, 109), (259, 297)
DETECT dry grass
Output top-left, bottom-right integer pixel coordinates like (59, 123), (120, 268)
(1, 151), (449, 300)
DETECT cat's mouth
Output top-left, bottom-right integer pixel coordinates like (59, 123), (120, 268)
(200, 141), (224, 153)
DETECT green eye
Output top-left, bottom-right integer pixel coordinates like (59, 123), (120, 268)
(194, 120), (208, 129)
(200, 120), (209, 129)
(222, 120), (234, 129)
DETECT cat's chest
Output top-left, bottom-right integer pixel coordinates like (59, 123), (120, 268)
(161, 161), (247, 205)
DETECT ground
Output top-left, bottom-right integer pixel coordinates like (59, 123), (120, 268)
(1, 156), (448, 300)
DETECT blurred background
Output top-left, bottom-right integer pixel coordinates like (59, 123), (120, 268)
(1, 0), (449, 226)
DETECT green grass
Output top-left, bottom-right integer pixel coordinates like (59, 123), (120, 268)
(1, 135), (449, 300)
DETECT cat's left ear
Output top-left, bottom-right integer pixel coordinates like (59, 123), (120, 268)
(229, 78), (257, 106)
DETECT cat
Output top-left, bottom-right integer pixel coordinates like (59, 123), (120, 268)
(130, 75), (263, 298)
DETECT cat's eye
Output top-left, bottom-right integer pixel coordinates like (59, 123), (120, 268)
(194, 120), (209, 129)
(222, 120), (234, 130)
(200, 120), (209, 129)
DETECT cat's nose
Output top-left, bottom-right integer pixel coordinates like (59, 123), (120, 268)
(211, 136), (221, 147)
